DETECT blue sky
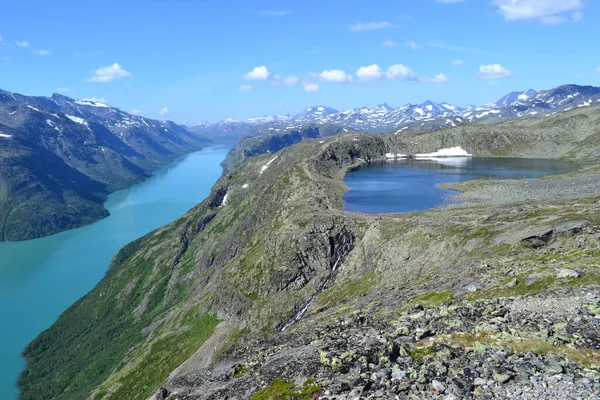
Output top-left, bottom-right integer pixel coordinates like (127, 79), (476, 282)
(0, 0), (598, 122)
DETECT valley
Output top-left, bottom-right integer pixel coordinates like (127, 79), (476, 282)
(0, 145), (229, 400)
(0, 90), (210, 241)
(18, 104), (600, 399)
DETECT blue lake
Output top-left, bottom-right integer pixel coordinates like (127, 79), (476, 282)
(0, 145), (230, 399)
(343, 157), (578, 214)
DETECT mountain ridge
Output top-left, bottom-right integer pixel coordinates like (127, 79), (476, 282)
(19, 104), (600, 399)
(0, 88), (209, 241)
(190, 84), (600, 142)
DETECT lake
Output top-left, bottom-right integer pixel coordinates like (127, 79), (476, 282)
(0, 145), (230, 400)
(343, 157), (578, 214)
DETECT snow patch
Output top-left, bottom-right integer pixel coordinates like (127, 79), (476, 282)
(386, 153), (407, 159)
(0, 133), (12, 138)
(242, 183), (249, 189)
(260, 156), (278, 174)
(75, 100), (110, 108)
(27, 105), (41, 112)
(220, 193), (229, 207)
(66, 115), (86, 124)
(415, 146), (472, 158)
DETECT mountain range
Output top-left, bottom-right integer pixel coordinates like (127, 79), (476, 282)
(20, 100), (600, 400)
(189, 84), (600, 141)
(0, 89), (209, 241)
(2, 83), (599, 242)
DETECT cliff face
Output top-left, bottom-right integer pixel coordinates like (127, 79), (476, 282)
(20, 106), (600, 400)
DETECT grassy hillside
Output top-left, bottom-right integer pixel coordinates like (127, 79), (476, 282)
(19, 106), (600, 399)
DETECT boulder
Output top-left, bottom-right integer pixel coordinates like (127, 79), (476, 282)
(554, 220), (588, 235)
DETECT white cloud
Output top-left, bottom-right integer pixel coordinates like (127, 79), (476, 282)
(239, 85), (252, 92)
(349, 21), (390, 32)
(159, 107), (170, 116)
(131, 109), (143, 115)
(270, 75), (299, 86)
(15, 40), (29, 47)
(477, 64), (516, 79)
(406, 40), (423, 50)
(419, 73), (450, 83)
(86, 63), (132, 83)
(356, 64), (384, 81)
(381, 40), (399, 47)
(304, 84), (320, 92)
(356, 63), (445, 84)
(491, 0), (584, 25)
(385, 64), (417, 81)
(316, 69), (353, 83)
(259, 10), (291, 17)
(83, 97), (107, 103)
(34, 49), (52, 56)
(56, 87), (70, 93)
(244, 65), (270, 81)
(451, 59), (466, 66)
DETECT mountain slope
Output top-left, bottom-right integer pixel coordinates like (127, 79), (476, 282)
(0, 90), (209, 241)
(19, 105), (600, 399)
(190, 84), (600, 141)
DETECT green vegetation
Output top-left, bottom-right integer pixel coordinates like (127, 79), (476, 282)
(19, 231), (218, 400)
(314, 272), (379, 310)
(410, 345), (435, 361)
(102, 314), (219, 400)
(444, 332), (600, 368)
(250, 378), (321, 400)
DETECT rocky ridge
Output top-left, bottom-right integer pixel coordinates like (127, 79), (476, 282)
(19, 105), (600, 399)
(189, 85), (600, 142)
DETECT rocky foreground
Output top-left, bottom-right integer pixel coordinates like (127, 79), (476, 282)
(20, 106), (600, 400)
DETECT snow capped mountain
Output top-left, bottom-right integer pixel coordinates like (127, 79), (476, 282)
(296, 106), (340, 119)
(494, 89), (538, 108)
(454, 84), (600, 127)
(192, 84), (600, 142)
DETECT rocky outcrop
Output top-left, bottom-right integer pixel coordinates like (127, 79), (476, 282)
(20, 106), (600, 399)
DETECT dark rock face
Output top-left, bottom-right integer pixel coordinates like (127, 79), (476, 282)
(0, 88), (209, 241)
(555, 220), (588, 235)
(521, 228), (555, 248)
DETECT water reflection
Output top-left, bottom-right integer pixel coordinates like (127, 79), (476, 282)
(344, 157), (578, 214)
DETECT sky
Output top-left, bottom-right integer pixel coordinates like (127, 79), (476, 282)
(0, 0), (598, 123)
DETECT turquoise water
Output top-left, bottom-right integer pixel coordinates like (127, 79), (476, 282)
(0, 145), (229, 399)
(343, 157), (578, 213)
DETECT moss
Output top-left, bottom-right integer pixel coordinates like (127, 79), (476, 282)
(444, 332), (600, 368)
(405, 229), (433, 248)
(250, 378), (321, 400)
(410, 345), (435, 361)
(314, 272), (379, 310)
(411, 290), (455, 307)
